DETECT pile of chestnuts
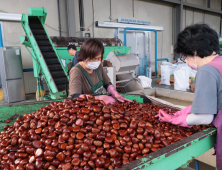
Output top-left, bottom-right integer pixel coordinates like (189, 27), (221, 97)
(0, 94), (211, 170)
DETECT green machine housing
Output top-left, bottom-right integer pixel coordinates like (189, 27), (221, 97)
(220, 35), (222, 55)
(20, 7), (131, 100)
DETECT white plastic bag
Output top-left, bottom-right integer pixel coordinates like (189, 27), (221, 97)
(189, 69), (197, 78)
(159, 65), (170, 85)
(138, 76), (152, 88)
(180, 67), (190, 89)
(170, 64), (177, 75)
(174, 70), (186, 91)
(162, 62), (172, 66)
(162, 62), (175, 75)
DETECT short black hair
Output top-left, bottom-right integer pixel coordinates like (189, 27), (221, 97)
(175, 24), (220, 58)
(67, 45), (77, 51)
(77, 38), (104, 62)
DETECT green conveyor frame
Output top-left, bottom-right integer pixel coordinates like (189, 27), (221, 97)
(219, 35), (222, 55)
(20, 7), (68, 99)
(0, 94), (217, 170)
(220, 39), (222, 55)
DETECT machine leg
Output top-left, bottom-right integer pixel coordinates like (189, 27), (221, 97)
(39, 78), (43, 101)
(40, 77), (44, 91)
(37, 78), (41, 100)
(195, 160), (199, 170)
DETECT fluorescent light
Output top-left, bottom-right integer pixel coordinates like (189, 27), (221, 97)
(96, 21), (164, 31)
(0, 13), (22, 21)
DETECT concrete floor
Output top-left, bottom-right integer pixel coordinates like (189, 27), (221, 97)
(177, 167), (194, 170)
(177, 160), (216, 170)
(151, 77), (193, 93)
(0, 92), (36, 105)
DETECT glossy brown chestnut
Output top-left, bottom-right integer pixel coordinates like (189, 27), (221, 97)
(109, 149), (117, 158)
(124, 145), (132, 153)
(76, 132), (84, 140)
(95, 157), (105, 168)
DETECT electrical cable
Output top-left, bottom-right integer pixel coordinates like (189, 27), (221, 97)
(0, 8), (67, 33)
(0, 9), (8, 13)
(44, 24), (67, 33)
(117, 77), (144, 94)
(76, 22), (95, 34)
(3, 38), (20, 45)
(77, 19), (117, 37)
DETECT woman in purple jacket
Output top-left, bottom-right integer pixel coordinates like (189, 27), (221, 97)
(155, 24), (222, 169)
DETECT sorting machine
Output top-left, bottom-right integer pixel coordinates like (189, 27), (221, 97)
(15, 7), (217, 170)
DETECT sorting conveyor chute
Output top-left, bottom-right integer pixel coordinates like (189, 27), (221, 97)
(20, 7), (68, 99)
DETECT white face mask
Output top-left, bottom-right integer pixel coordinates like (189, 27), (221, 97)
(85, 61), (101, 70)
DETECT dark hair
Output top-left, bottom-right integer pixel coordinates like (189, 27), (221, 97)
(175, 24), (220, 58)
(67, 45), (77, 51)
(77, 38), (104, 62)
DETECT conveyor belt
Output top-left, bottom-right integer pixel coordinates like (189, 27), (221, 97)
(28, 17), (67, 91)
(0, 93), (217, 170)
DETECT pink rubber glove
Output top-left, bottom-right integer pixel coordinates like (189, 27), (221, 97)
(95, 95), (116, 104)
(173, 105), (192, 116)
(79, 94), (116, 104)
(155, 109), (191, 128)
(107, 85), (132, 103)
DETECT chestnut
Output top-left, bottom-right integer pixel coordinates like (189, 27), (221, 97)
(0, 95), (209, 170)
(95, 157), (105, 168)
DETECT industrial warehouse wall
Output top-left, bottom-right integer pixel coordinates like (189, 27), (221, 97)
(0, 0), (221, 94)
(75, 0), (174, 72)
(0, 0), (68, 94)
(183, 0), (221, 34)
(74, 0), (221, 72)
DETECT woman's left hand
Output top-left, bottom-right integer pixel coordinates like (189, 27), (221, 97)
(114, 93), (132, 103)
(95, 95), (116, 104)
(107, 85), (132, 103)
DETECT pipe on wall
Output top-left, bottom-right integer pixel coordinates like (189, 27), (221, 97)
(79, 0), (85, 32)
(0, 23), (3, 47)
(57, 0), (62, 37)
(110, 0), (112, 21)
(65, 0), (69, 36)
(92, 0), (95, 37)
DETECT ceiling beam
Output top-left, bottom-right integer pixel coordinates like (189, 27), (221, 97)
(183, 2), (222, 15)
(153, 0), (222, 15)
(152, 0), (180, 5)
